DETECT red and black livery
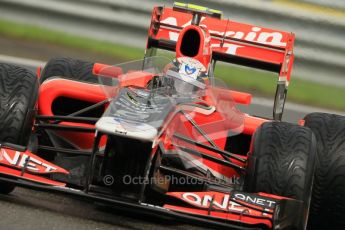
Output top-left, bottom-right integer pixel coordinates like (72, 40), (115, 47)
(0, 3), (344, 230)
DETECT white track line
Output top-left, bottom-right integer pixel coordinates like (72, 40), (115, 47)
(0, 54), (343, 115)
(252, 97), (345, 116)
(0, 54), (46, 67)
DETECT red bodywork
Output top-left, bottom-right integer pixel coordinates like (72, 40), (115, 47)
(0, 4), (298, 229)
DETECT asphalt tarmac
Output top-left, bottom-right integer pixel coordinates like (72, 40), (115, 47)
(0, 187), (209, 230)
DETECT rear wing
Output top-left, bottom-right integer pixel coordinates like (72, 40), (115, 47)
(146, 5), (295, 82)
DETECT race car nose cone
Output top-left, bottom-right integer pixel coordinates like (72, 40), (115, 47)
(96, 116), (158, 141)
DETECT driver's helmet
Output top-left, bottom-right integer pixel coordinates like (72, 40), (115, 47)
(164, 57), (208, 95)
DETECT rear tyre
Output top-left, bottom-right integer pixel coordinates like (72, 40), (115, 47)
(245, 122), (316, 230)
(40, 57), (97, 83)
(0, 63), (39, 194)
(304, 113), (345, 230)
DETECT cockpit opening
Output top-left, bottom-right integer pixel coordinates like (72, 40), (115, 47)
(180, 29), (200, 57)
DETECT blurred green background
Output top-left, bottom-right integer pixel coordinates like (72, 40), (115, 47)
(0, 0), (344, 111)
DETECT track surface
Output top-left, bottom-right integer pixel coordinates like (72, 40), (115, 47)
(0, 188), (205, 230)
(0, 37), (343, 229)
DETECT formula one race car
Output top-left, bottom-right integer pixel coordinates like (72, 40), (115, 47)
(0, 2), (344, 230)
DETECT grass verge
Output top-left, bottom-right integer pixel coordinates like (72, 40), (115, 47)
(0, 20), (143, 61)
(216, 65), (345, 111)
(0, 19), (344, 111)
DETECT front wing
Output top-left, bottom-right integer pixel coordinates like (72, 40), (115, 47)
(0, 144), (303, 230)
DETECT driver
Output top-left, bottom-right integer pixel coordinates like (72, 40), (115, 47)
(163, 57), (208, 95)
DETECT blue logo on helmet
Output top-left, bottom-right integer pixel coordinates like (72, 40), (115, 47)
(185, 65), (196, 75)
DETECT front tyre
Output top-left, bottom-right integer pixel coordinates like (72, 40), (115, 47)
(304, 113), (345, 230)
(245, 122), (316, 230)
(0, 63), (39, 194)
